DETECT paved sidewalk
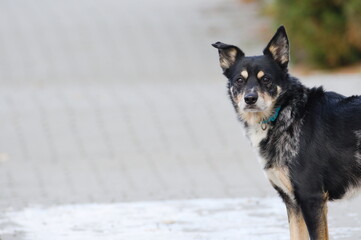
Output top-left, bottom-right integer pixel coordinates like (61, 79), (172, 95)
(0, 0), (274, 209)
(0, 82), (271, 207)
(0, 77), (361, 239)
(0, 76), (361, 208)
(0, 0), (360, 239)
(1, 198), (360, 240)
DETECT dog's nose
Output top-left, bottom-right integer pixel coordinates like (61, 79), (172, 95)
(244, 93), (258, 105)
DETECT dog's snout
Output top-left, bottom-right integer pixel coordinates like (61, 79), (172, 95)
(244, 93), (258, 105)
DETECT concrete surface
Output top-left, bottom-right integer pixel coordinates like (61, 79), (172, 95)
(0, 198), (360, 240)
(0, 0), (360, 239)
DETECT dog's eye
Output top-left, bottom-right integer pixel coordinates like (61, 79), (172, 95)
(262, 76), (271, 83)
(236, 77), (245, 84)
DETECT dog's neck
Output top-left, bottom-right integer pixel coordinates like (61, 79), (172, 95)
(241, 106), (281, 128)
(240, 106), (277, 126)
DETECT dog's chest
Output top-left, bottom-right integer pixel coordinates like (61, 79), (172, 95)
(246, 124), (294, 198)
(246, 124), (269, 148)
(247, 108), (302, 166)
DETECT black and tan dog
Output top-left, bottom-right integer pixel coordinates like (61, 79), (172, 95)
(212, 26), (361, 240)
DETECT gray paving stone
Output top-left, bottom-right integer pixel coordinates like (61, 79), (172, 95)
(0, 0), (360, 239)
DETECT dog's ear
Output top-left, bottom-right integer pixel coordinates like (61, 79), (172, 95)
(212, 42), (244, 72)
(263, 26), (289, 69)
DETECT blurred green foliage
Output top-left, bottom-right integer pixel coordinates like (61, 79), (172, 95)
(269, 0), (361, 68)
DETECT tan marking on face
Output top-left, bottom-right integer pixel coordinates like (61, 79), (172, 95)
(237, 85), (284, 126)
(241, 70), (248, 79)
(260, 92), (274, 106)
(288, 208), (309, 240)
(240, 112), (264, 126)
(239, 91), (277, 125)
(257, 71), (265, 79)
(240, 104), (272, 125)
(230, 87), (243, 103)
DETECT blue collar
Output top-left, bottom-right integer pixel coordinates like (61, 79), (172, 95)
(261, 106), (281, 124)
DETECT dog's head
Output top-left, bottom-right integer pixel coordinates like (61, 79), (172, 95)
(212, 26), (289, 125)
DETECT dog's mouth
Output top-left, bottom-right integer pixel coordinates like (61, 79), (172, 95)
(243, 104), (265, 112)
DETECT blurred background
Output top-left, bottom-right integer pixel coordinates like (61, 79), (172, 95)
(0, 0), (360, 238)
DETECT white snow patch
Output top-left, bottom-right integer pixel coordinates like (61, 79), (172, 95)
(0, 198), (360, 240)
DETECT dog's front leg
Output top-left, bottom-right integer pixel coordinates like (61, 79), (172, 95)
(286, 204), (309, 240)
(298, 193), (329, 240)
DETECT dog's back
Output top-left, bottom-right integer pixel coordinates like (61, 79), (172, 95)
(297, 89), (361, 200)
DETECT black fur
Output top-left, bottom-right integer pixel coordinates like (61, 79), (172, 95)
(213, 26), (361, 240)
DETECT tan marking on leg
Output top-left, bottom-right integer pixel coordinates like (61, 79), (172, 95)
(257, 71), (265, 79)
(278, 168), (293, 193)
(267, 167), (293, 196)
(288, 208), (309, 240)
(317, 194), (329, 240)
(241, 70), (248, 79)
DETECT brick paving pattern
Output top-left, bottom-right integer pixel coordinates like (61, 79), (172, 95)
(0, 0), (360, 239)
